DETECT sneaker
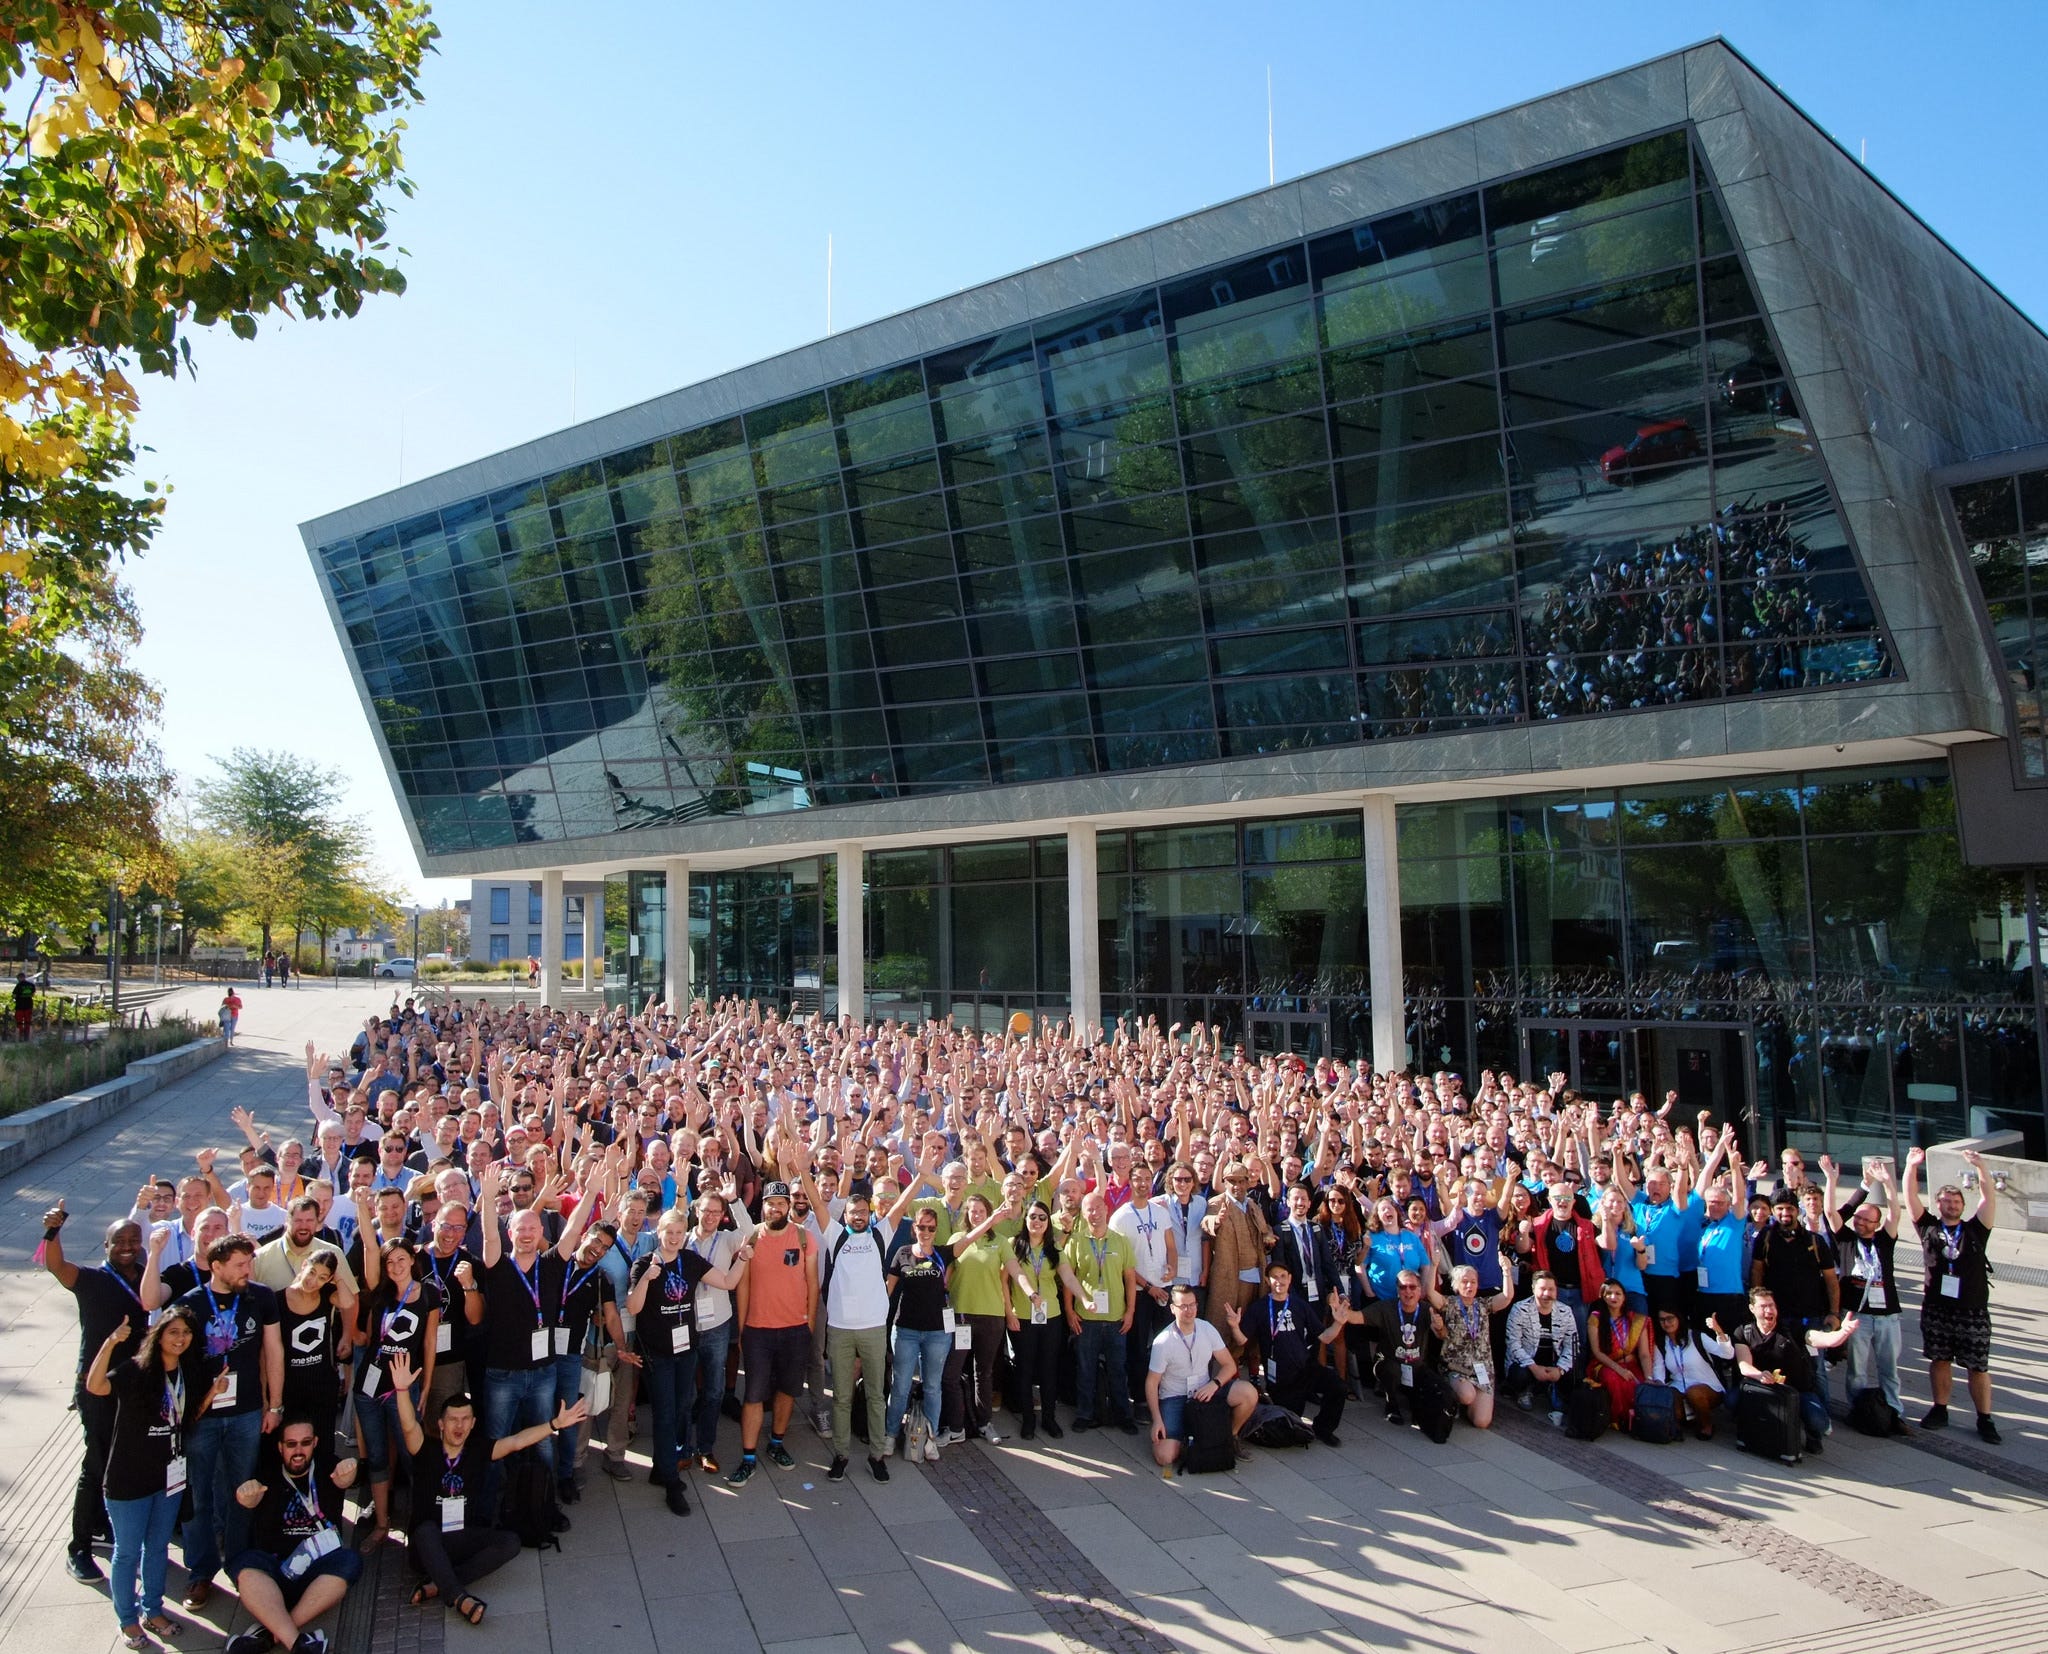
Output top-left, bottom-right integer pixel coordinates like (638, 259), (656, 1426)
(292, 1631), (329, 1654)
(880, 1435), (896, 1457)
(64, 1550), (101, 1583)
(1514, 1391), (1535, 1413)
(1019, 1418), (1037, 1441)
(224, 1634), (268, 1654)
(923, 1435), (940, 1463)
(983, 1426), (1002, 1445)
(766, 1440), (796, 1469)
(868, 1455), (890, 1483)
(1921, 1403), (1951, 1430)
(1547, 1410), (1565, 1429)
(1116, 1416), (1139, 1436)
(557, 1477), (579, 1506)
(1803, 1430), (1825, 1455)
(1978, 1415), (2002, 1445)
(602, 1458), (633, 1481)
(1385, 1406), (1403, 1425)
(1314, 1430), (1342, 1448)
(1070, 1416), (1096, 1433)
(828, 1454), (849, 1482)
(725, 1457), (757, 1487)
(665, 1482), (691, 1516)
(1042, 1417), (1064, 1440)
(939, 1428), (966, 1446)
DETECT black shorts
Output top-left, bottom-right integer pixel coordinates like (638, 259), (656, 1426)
(742, 1325), (812, 1404)
(1920, 1300), (1992, 1372)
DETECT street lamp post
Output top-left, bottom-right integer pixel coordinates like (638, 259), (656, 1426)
(150, 903), (164, 987)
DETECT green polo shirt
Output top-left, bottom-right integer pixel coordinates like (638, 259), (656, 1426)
(948, 1232), (1009, 1317)
(1062, 1227), (1136, 1322)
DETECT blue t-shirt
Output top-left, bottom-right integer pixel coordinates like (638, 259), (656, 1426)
(1445, 1210), (1506, 1292)
(1365, 1230), (1430, 1300)
(1603, 1236), (1645, 1299)
(1629, 1195), (1683, 1279)
(1696, 1212), (1747, 1295)
(1675, 1192), (1706, 1272)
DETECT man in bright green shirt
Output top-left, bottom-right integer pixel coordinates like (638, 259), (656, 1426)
(1059, 1192), (1139, 1433)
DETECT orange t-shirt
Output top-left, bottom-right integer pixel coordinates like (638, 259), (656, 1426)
(745, 1226), (814, 1329)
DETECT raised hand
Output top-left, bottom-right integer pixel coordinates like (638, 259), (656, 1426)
(42, 1198), (67, 1231)
(388, 1350), (416, 1391)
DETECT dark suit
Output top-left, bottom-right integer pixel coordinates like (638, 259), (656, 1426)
(1271, 1217), (1337, 1316)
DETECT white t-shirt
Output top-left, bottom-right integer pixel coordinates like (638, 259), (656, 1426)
(1113, 1198), (1172, 1289)
(823, 1224), (891, 1331)
(234, 1201), (289, 1243)
(683, 1229), (741, 1330)
(1149, 1317), (1227, 1400)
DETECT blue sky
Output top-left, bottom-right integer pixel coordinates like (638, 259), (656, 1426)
(126, 1), (2048, 905)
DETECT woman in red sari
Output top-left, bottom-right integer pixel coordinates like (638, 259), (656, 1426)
(1587, 1277), (1652, 1429)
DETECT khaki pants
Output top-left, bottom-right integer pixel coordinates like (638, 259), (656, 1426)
(602, 1346), (641, 1464)
(826, 1323), (889, 1457)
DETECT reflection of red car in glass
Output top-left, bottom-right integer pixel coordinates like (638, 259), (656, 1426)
(1599, 417), (1702, 484)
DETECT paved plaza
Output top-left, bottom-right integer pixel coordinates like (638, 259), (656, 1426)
(2, 985), (2046, 1654)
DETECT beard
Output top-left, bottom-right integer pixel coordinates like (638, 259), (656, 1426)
(765, 1215), (788, 1231)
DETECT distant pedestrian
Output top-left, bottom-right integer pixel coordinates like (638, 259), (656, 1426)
(12, 970), (33, 1040)
(276, 954), (291, 990)
(261, 951), (274, 989)
(219, 989), (243, 1043)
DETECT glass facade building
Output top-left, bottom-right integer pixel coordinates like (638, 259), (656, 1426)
(307, 43), (2048, 1157)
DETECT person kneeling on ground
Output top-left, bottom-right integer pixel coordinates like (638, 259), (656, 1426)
(386, 1350), (588, 1627)
(1230, 1259), (1355, 1444)
(224, 1418), (363, 1654)
(1146, 1283), (1258, 1468)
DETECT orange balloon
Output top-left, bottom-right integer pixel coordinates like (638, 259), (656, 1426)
(1007, 1010), (1032, 1036)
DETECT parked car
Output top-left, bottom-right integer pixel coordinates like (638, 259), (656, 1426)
(377, 956), (418, 980)
(1719, 358), (1794, 416)
(1599, 417), (1702, 484)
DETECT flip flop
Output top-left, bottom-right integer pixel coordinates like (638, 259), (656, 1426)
(455, 1595), (486, 1626)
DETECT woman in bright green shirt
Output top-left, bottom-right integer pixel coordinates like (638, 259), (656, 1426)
(945, 1193), (1014, 1443)
(1002, 1200), (1064, 1439)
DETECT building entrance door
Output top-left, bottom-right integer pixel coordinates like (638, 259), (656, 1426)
(1518, 1021), (1758, 1145)
(1247, 1011), (1330, 1061)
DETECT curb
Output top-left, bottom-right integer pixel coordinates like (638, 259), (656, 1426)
(0, 1036), (231, 1178)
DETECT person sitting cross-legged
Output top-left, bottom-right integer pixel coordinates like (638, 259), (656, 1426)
(386, 1349), (588, 1627)
(223, 1419), (363, 1654)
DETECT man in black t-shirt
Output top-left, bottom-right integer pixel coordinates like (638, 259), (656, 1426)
(389, 1351), (586, 1626)
(1232, 1260), (1352, 1444)
(1749, 1192), (1839, 1333)
(1824, 1159), (1906, 1424)
(1733, 1288), (1858, 1456)
(174, 1234), (284, 1607)
(224, 1419), (363, 1654)
(475, 1162), (600, 1463)
(39, 1199), (151, 1581)
(1903, 1144), (2001, 1443)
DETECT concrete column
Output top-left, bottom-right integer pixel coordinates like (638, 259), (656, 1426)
(662, 858), (689, 1009)
(539, 869), (564, 1006)
(835, 843), (864, 1026)
(1066, 823), (1101, 1039)
(1362, 796), (1405, 1074)
(580, 889), (600, 991)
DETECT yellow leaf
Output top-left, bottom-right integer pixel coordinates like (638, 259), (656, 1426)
(0, 549), (30, 581)
(28, 111), (59, 158)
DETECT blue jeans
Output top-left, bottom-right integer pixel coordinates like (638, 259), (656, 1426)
(685, 1319), (732, 1458)
(886, 1328), (950, 1438)
(483, 1364), (554, 1445)
(356, 1383), (418, 1485)
(107, 1490), (180, 1626)
(641, 1353), (695, 1485)
(1845, 1313), (1904, 1412)
(1073, 1319), (1130, 1424)
(183, 1409), (262, 1583)
(550, 1353), (584, 1482)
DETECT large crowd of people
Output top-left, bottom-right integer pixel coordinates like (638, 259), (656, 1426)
(42, 990), (2005, 1649)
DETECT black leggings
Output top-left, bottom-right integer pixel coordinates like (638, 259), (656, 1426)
(408, 1522), (520, 1606)
(1007, 1320), (1060, 1426)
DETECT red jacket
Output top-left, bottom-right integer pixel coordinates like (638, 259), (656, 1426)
(1531, 1210), (1606, 1299)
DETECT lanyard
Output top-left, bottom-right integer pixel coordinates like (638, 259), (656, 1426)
(565, 1263), (604, 1304)
(661, 1254), (691, 1303)
(164, 1368), (186, 1454)
(1268, 1296), (1287, 1342)
(1458, 1300), (1483, 1340)
(514, 1257), (545, 1325)
(1175, 1328), (1202, 1374)
(1171, 1201), (1193, 1256)
(101, 1264), (145, 1309)
(1940, 1223), (1964, 1265)
(203, 1287), (241, 1348)
(285, 1466), (321, 1524)
(380, 1284), (417, 1344)
(440, 1450), (466, 1496)
(1857, 1240), (1883, 1280)
(1088, 1237), (1111, 1288)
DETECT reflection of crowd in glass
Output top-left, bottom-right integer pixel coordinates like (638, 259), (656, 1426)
(1524, 496), (1874, 718)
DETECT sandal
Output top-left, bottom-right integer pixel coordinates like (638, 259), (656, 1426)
(454, 1595), (486, 1627)
(141, 1618), (179, 1638)
(121, 1627), (149, 1652)
(409, 1582), (439, 1607)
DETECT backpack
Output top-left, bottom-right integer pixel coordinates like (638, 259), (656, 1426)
(499, 1454), (566, 1550)
(1565, 1383), (1612, 1440)
(1630, 1382), (1683, 1444)
(1735, 1379), (1804, 1465)
(1410, 1366), (1458, 1445)
(1181, 1394), (1237, 1474)
(1849, 1388), (1900, 1437)
(1243, 1402), (1315, 1449)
